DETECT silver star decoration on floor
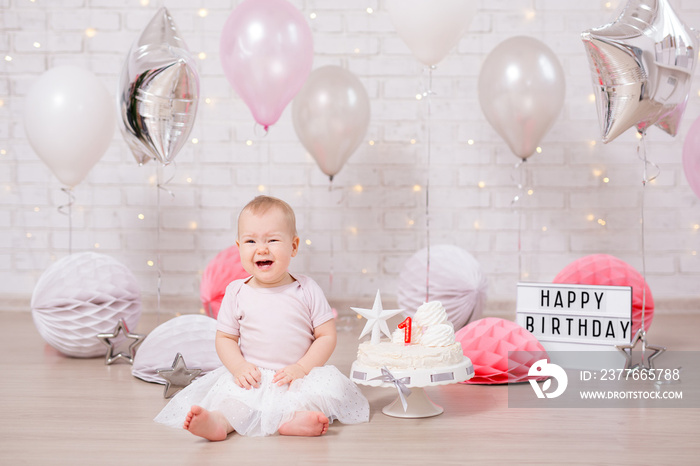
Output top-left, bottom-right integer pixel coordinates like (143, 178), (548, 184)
(97, 318), (145, 365)
(616, 329), (666, 370)
(156, 353), (202, 399)
(351, 290), (403, 344)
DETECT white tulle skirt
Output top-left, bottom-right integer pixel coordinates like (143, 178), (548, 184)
(154, 365), (369, 437)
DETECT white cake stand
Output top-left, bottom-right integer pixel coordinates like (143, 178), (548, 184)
(350, 357), (474, 418)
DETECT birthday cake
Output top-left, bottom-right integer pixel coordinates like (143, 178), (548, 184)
(355, 301), (464, 371)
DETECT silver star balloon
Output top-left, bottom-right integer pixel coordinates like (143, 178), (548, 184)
(97, 318), (145, 365)
(351, 290), (404, 344)
(157, 353), (202, 399)
(581, 0), (698, 143)
(616, 328), (666, 370)
(118, 7), (200, 165)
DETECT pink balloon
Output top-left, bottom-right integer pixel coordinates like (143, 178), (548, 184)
(200, 246), (249, 319)
(682, 115), (700, 199)
(219, 0), (314, 130)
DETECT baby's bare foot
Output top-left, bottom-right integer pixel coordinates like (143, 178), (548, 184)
(183, 405), (232, 441)
(278, 411), (329, 437)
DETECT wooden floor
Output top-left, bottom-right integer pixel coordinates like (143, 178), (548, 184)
(2, 310), (699, 465)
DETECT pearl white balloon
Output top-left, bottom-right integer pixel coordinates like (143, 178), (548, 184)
(397, 245), (488, 331)
(24, 66), (115, 187)
(31, 252), (141, 358)
(387, 0), (477, 66)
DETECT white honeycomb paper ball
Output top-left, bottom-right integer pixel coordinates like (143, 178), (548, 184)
(397, 245), (488, 331)
(132, 314), (221, 383)
(31, 252), (142, 357)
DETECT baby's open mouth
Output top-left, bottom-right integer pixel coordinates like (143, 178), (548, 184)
(256, 260), (273, 269)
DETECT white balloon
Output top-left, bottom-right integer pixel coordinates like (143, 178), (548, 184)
(24, 66), (115, 187)
(478, 36), (565, 159)
(292, 66), (370, 180)
(387, 0), (477, 66)
(397, 245), (488, 331)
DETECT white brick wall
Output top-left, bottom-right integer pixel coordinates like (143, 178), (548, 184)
(1, 0), (699, 314)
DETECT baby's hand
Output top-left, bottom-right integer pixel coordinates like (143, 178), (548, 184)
(273, 363), (307, 387)
(232, 361), (261, 390)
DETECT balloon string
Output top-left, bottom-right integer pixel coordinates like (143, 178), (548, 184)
(57, 187), (75, 255)
(328, 177), (334, 300)
(155, 162), (175, 324)
(637, 132), (658, 336)
(510, 159), (526, 280)
(425, 65), (435, 303)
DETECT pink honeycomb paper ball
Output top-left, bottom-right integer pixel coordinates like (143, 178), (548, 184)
(200, 246), (249, 318)
(455, 317), (548, 384)
(553, 254), (653, 336)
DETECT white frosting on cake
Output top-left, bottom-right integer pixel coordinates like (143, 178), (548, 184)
(414, 301), (449, 328)
(356, 341), (464, 370)
(418, 323), (455, 347)
(356, 300), (463, 370)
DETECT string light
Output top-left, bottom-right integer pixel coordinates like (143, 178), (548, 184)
(191, 138), (199, 144)
(186, 177), (193, 183)
(198, 52), (207, 60)
(305, 239), (312, 245)
(587, 214), (595, 221)
(33, 42), (41, 48)
(0, 149), (5, 155)
(368, 140), (375, 146)
(468, 139), (475, 145)
(541, 226), (548, 232)
(189, 221), (198, 230)
(588, 93), (596, 103)
(473, 220), (481, 230)
(4, 55), (12, 61)
(589, 140), (597, 147)
(349, 227), (358, 235)
(140, 0), (149, 5)
(94, 243), (100, 249)
(415, 93), (423, 100)
(410, 138), (416, 144)
(205, 98), (212, 104)
(147, 260), (154, 267)
(525, 9), (536, 20)
(413, 184), (422, 192)
(198, 8), (208, 17)
(407, 219), (415, 226)
(246, 140), (253, 146)
(603, 177), (610, 183)
(527, 189), (534, 195)
(138, 213), (145, 220)
(477, 181), (486, 188)
(693, 224), (700, 231)
(85, 28), (97, 38)
(354, 48), (361, 54)
(309, 12), (317, 19)
(257, 184), (266, 192)
(353, 184), (363, 193)
(366, 7), (374, 14)
(26, 232), (33, 238)
(597, 218), (607, 226)
(536, 147), (542, 154)
(593, 169), (603, 177)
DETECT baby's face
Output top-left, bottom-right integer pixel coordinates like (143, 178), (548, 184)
(236, 207), (299, 288)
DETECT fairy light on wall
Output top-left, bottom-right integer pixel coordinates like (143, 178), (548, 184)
(191, 138), (199, 144)
(4, 55), (12, 61)
(478, 181), (486, 188)
(309, 12), (317, 19)
(410, 138), (417, 144)
(33, 42), (41, 48)
(536, 147), (542, 154)
(468, 139), (475, 145)
(94, 243), (100, 249)
(353, 184), (363, 193)
(246, 140), (253, 146)
(85, 28), (97, 38)
(198, 52), (207, 60)
(140, 0), (149, 5)
(368, 140), (375, 146)
(198, 9), (208, 18)
(305, 239), (312, 245)
(587, 214), (595, 221)
(257, 184), (266, 192)
(413, 184), (422, 192)
(415, 93), (423, 100)
(147, 260), (154, 267)
(138, 213), (145, 220)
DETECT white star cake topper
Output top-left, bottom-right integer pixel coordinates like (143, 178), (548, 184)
(351, 290), (404, 344)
